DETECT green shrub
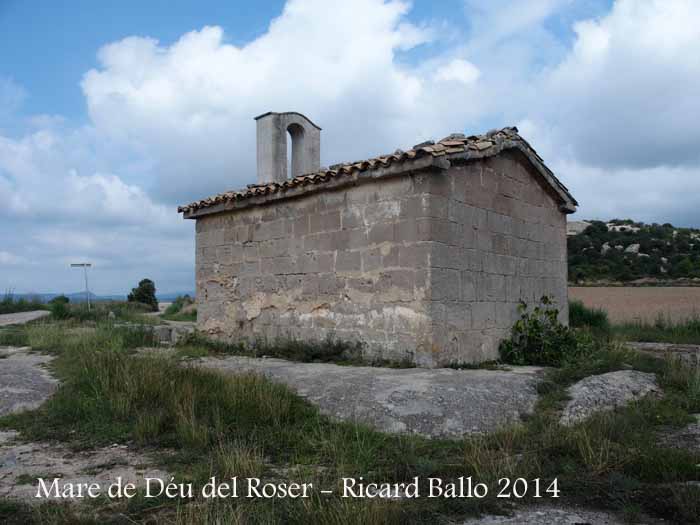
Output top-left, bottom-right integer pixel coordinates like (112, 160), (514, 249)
(127, 278), (158, 312)
(48, 295), (70, 305)
(569, 300), (610, 331)
(164, 295), (193, 316)
(49, 301), (70, 320)
(499, 296), (594, 367)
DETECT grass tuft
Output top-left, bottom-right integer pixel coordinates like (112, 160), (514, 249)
(569, 300), (610, 332)
(613, 315), (700, 344)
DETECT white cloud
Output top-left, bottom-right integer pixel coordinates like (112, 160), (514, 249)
(435, 58), (480, 84)
(3, 0), (700, 292)
(80, 0), (485, 204)
(537, 0), (700, 169)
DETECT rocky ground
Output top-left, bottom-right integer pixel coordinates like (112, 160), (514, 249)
(460, 505), (666, 524)
(194, 355), (544, 438)
(627, 341), (700, 367)
(560, 370), (660, 426)
(0, 347), (57, 417)
(0, 430), (168, 502)
(0, 345), (167, 505)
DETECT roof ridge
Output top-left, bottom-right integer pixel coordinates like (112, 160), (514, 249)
(178, 126), (576, 215)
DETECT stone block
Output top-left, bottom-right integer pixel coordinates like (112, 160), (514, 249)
(361, 247), (383, 272)
(309, 211), (341, 234)
(261, 256), (295, 275)
(471, 302), (496, 328)
(368, 222), (395, 244)
(398, 243), (431, 268)
(446, 303), (472, 331)
(400, 195), (427, 219)
(364, 200), (401, 223)
(243, 245), (259, 262)
(477, 274), (506, 302)
(293, 216), (309, 237)
(396, 220), (418, 242)
(341, 207), (364, 229)
(381, 245), (400, 267)
(431, 268), (460, 301)
(336, 250), (362, 273)
(477, 230), (492, 252)
(461, 271), (476, 301)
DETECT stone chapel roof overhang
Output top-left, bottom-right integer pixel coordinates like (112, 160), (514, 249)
(178, 126), (578, 219)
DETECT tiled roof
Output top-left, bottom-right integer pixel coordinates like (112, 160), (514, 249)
(178, 126), (577, 216)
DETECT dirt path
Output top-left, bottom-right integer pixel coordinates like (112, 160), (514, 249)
(194, 355), (544, 437)
(0, 310), (50, 327)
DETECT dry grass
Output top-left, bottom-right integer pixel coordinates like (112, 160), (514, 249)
(569, 286), (700, 323)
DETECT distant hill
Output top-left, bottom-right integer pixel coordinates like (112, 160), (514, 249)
(568, 219), (700, 284)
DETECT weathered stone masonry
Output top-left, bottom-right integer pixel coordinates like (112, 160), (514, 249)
(180, 117), (576, 367)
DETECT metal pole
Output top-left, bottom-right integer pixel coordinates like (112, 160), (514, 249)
(70, 263), (92, 311)
(84, 266), (90, 311)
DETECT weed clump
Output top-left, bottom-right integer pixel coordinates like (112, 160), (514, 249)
(162, 295), (197, 322)
(569, 300), (610, 332)
(499, 296), (595, 367)
(613, 315), (700, 344)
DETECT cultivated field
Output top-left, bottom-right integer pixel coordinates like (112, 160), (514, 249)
(569, 286), (700, 323)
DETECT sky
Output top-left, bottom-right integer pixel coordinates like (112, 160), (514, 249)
(1, 0), (699, 295)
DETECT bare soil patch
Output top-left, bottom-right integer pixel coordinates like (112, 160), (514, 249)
(569, 286), (700, 323)
(0, 430), (169, 504)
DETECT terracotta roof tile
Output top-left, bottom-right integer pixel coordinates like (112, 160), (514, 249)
(178, 126), (577, 215)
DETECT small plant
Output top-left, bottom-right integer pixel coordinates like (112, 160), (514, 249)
(162, 295), (197, 322)
(48, 295), (70, 320)
(569, 300), (610, 332)
(499, 296), (593, 366)
(164, 295), (193, 316)
(127, 278), (158, 312)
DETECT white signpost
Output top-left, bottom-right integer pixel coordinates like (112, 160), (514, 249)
(70, 263), (92, 310)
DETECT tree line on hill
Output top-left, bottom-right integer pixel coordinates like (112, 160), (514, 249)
(568, 219), (700, 283)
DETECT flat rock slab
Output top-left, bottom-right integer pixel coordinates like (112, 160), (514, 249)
(196, 356), (543, 438)
(627, 341), (700, 367)
(657, 413), (700, 453)
(0, 347), (57, 417)
(560, 370), (660, 426)
(0, 310), (50, 327)
(0, 430), (169, 503)
(461, 505), (663, 524)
